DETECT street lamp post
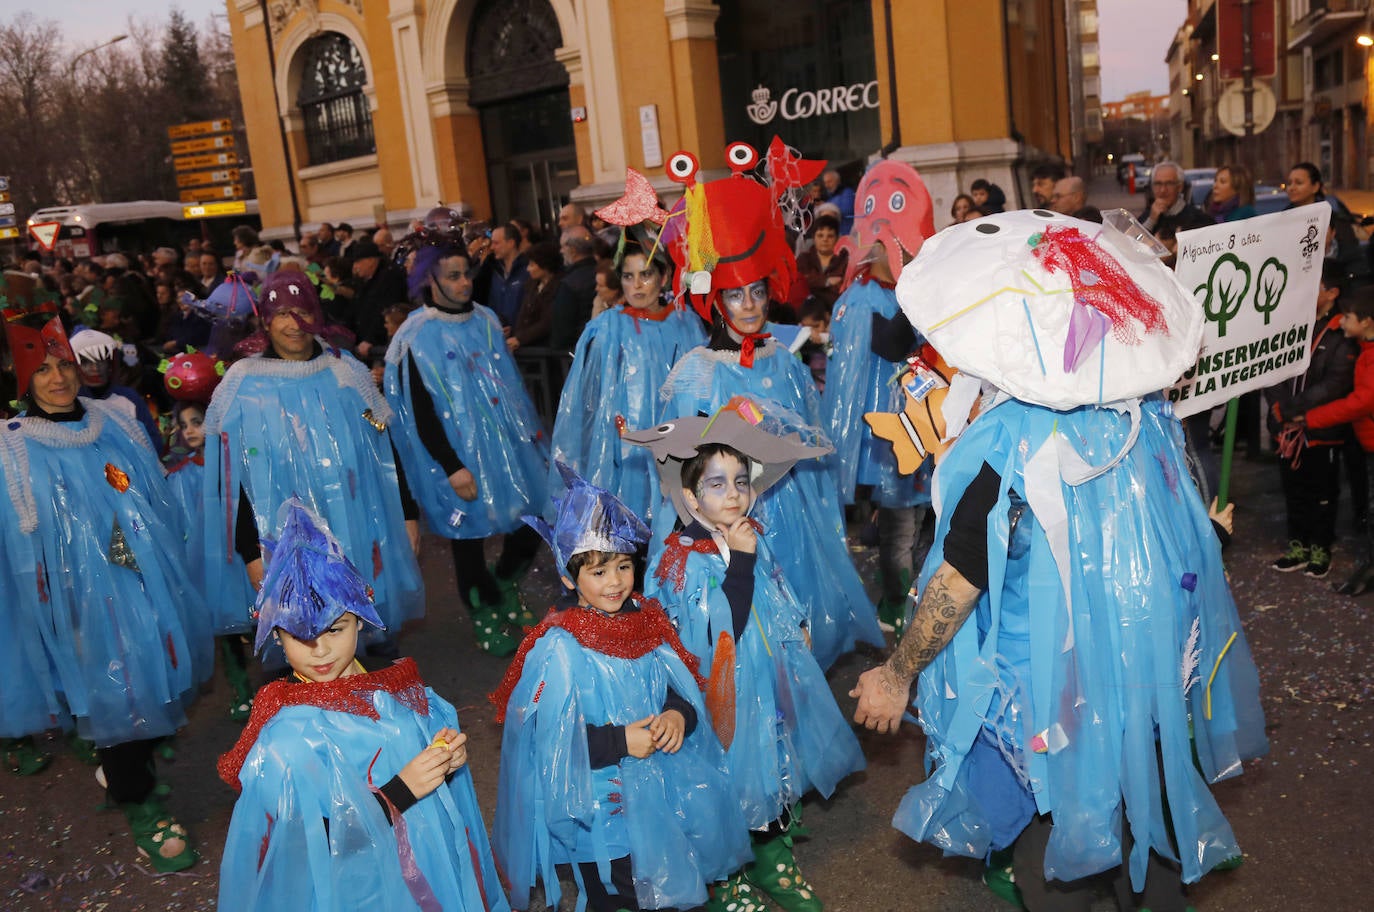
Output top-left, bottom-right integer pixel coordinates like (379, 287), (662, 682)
(66, 34), (128, 203)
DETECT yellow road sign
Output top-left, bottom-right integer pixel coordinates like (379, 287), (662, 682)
(170, 135), (235, 156)
(174, 151), (239, 172)
(176, 168), (241, 189)
(0, 191), (10, 204)
(183, 201), (249, 219)
(0, 227), (19, 240)
(179, 184), (244, 203)
(167, 119), (234, 140)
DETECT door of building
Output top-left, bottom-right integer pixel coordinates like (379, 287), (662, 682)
(467, 0), (577, 229)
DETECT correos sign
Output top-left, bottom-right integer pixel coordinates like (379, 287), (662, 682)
(746, 81), (880, 125)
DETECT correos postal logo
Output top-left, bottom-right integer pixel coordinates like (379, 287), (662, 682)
(746, 81), (880, 126)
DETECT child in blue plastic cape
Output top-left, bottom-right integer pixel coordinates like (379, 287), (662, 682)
(0, 287), (209, 873)
(851, 210), (1268, 911)
(168, 400), (258, 722)
(549, 239), (705, 521)
(490, 464), (751, 912)
(630, 404), (865, 912)
(203, 272), (424, 656)
(385, 219), (549, 656)
(218, 499), (508, 912)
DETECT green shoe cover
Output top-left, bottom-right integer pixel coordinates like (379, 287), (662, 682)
(3, 737), (51, 776)
(123, 799), (198, 873)
(66, 732), (100, 766)
(703, 871), (768, 912)
(469, 587), (520, 656)
(981, 847), (1025, 908)
(745, 834), (823, 912)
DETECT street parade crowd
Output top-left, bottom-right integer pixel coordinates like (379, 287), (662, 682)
(18, 139), (1374, 911)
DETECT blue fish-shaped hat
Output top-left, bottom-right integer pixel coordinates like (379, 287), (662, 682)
(524, 463), (650, 575)
(252, 497), (386, 653)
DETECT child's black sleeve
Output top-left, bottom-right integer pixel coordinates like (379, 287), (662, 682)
(586, 723), (629, 769)
(373, 775), (419, 823)
(721, 550), (757, 640)
(661, 686), (698, 736)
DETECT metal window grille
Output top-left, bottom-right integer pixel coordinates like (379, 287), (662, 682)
(297, 33), (375, 165)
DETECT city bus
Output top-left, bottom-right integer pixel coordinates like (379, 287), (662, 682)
(25, 200), (261, 261)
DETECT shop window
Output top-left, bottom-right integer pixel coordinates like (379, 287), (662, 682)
(297, 32), (375, 166)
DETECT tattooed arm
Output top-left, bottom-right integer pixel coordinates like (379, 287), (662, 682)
(849, 560), (982, 734)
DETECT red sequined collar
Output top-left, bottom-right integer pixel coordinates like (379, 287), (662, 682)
(218, 657), (430, 789)
(653, 520), (763, 593)
(622, 304), (674, 323)
(489, 596), (705, 723)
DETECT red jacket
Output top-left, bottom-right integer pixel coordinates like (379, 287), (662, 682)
(1307, 337), (1374, 450)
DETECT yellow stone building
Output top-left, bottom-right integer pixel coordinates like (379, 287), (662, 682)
(227, 0), (1075, 240)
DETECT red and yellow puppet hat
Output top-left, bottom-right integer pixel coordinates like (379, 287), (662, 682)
(1, 271), (74, 398)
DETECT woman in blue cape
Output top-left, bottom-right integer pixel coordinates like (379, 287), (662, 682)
(852, 211), (1268, 910)
(656, 146), (882, 670)
(219, 499), (508, 912)
(0, 283), (208, 872)
(549, 237), (705, 520)
(491, 465), (750, 912)
(384, 216), (549, 656)
(203, 272), (424, 652)
(631, 404), (865, 912)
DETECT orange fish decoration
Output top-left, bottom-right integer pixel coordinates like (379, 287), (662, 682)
(104, 463), (131, 493)
(705, 630), (737, 750)
(864, 347), (972, 472)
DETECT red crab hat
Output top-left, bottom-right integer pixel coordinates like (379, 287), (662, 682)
(662, 138), (823, 365)
(1, 271), (75, 397)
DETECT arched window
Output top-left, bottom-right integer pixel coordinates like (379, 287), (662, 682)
(467, 0), (567, 105)
(296, 32), (375, 165)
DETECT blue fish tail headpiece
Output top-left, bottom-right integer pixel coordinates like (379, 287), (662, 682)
(523, 462), (650, 576)
(251, 497), (386, 653)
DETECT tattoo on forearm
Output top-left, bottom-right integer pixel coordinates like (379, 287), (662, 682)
(887, 564), (980, 682)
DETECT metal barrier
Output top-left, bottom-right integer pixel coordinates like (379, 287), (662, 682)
(512, 346), (574, 430)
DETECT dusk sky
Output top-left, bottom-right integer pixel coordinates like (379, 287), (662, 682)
(39, 0), (1180, 105)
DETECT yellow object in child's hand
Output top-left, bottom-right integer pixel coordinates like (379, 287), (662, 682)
(430, 737), (449, 750)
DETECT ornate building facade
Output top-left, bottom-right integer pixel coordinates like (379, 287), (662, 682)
(228, 0), (1075, 240)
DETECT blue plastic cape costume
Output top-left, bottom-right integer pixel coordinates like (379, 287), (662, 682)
(658, 338), (882, 669)
(168, 455), (256, 635)
(893, 396), (1267, 889)
(646, 533), (864, 828)
(219, 659), (508, 912)
(820, 279), (927, 508)
(384, 304), (550, 540)
(492, 602), (752, 911)
(203, 347), (424, 639)
(0, 399), (211, 746)
(549, 304), (705, 519)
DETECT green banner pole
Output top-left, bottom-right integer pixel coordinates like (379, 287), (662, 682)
(1216, 398), (1239, 507)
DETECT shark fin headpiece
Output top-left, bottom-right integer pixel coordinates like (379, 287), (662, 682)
(524, 463), (651, 575)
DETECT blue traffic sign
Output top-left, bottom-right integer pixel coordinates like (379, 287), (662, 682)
(0, 215), (16, 229)
(0, 176), (8, 192)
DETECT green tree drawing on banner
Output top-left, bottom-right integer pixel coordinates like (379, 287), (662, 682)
(1253, 257), (1288, 326)
(1195, 253), (1252, 338)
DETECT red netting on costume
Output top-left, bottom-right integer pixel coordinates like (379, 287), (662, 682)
(652, 520), (765, 593)
(489, 596), (706, 723)
(1030, 225), (1167, 342)
(218, 657), (431, 789)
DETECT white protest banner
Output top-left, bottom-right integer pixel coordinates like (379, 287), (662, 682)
(1167, 202), (1330, 419)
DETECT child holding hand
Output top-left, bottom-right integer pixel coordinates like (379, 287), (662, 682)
(218, 499), (507, 912)
(491, 464), (750, 912)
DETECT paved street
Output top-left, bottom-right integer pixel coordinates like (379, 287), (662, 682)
(1, 439), (1369, 911)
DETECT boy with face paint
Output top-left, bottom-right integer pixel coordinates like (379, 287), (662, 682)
(490, 465), (749, 912)
(631, 402), (865, 912)
(658, 143), (883, 671)
(384, 218), (551, 656)
(218, 500), (507, 911)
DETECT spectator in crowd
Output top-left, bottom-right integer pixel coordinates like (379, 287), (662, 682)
(373, 226), (396, 259)
(550, 231), (597, 349)
(1140, 161), (1213, 254)
(348, 238), (410, 360)
(1029, 162), (1068, 207)
(950, 193), (976, 225)
(477, 221), (529, 330)
(231, 225), (260, 273)
(335, 222), (355, 256)
(558, 203), (587, 233)
(969, 178), (1007, 214)
(320, 255), (355, 326)
(317, 223), (341, 257)
(200, 251), (227, 297)
(511, 218), (539, 254)
(153, 246), (181, 273)
(298, 234), (322, 265)
(103, 253), (160, 340)
(820, 169), (856, 235)
(1050, 176), (1103, 223)
(1205, 164), (1258, 223)
(1285, 162), (1371, 291)
(508, 241), (561, 352)
(796, 214), (848, 309)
